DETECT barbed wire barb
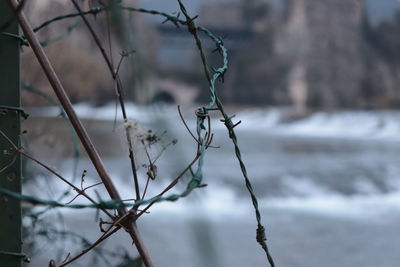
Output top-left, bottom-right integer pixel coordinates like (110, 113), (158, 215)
(1, 0), (276, 265)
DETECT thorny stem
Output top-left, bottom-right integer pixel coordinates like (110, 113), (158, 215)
(6, 1), (154, 266)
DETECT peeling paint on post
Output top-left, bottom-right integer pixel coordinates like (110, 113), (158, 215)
(0, 1), (22, 267)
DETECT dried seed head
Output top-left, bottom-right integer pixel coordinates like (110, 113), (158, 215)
(121, 119), (161, 165)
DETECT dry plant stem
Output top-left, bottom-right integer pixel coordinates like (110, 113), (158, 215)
(23, 152), (114, 218)
(68, 3), (154, 266)
(0, 152), (18, 173)
(136, 153), (201, 218)
(58, 225), (121, 267)
(70, 0), (141, 201)
(65, 181), (103, 205)
(102, 152), (201, 237)
(57, 148), (202, 263)
(110, 153), (201, 226)
(177, 106), (218, 149)
(66, 211), (137, 264)
(177, 106), (199, 143)
(6, 1), (154, 266)
(64, 204), (146, 265)
(6, 0), (122, 205)
(0, 129), (114, 219)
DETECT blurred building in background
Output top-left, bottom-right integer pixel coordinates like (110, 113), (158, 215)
(20, 0), (400, 111)
(153, 0), (400, 111)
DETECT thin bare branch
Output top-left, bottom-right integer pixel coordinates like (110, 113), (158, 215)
(6, 0), (123, 204)
(58, 225), (121, 267)
(177, 105), (198, 144)
(0, 129), (115, 219)
(69, 0), (141, 202)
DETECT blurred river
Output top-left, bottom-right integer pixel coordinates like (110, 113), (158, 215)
(23, 104), (400, 267)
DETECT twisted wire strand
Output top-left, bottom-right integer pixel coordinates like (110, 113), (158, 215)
(0, 2), (276, 265)
(177, 1), (275, 265)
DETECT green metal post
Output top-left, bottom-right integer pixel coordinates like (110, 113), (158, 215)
(0, 1), (22, 267)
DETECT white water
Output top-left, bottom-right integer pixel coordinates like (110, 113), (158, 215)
(27, 103), (400, 219)
(30, 104), (400, 141)
(25, 104), (400, 267)
(235, 109), (400, 142)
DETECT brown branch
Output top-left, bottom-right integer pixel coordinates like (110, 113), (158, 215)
(6, 0), (122, 204)
(135, 153), (201, 218)
(69, 0), (141, 202)
(153, 139), (177, 164)
(0, 150), (19, 174)
(103, 152), (201, 229)
(6, 1), (154, 266)
(178, 105), (219, 149)
(177, 105), (199, 144)
(58, 225), (122, 267)
(141, 177), (151, 199)
(65, 182), (103, 205)
(0, 129), (115, 219)
(67, 3), (155, 266)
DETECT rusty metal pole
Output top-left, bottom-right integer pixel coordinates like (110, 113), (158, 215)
(0, 1), (22, 266)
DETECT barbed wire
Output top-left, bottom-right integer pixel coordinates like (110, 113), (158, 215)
(0, 1), (276, 266)
(176, 1), (275, 265)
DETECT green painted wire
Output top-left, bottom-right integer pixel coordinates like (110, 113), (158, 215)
(0, 250), (30, 263)
(0, 2), (276, 265)
(218, 100), (276, 266)
(0, 3), (214, 212)
(177, 0), (275, 265)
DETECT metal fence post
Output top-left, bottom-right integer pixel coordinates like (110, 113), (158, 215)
(0, 1), (22, 266)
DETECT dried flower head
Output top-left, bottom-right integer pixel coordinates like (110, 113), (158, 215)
(122, 119), (174, 170)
